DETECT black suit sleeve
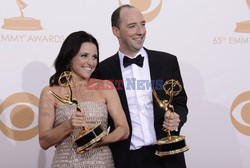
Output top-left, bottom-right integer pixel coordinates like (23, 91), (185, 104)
(172, 56), (188, 130)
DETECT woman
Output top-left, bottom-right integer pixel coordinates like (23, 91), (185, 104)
(38, 31), (129, 168)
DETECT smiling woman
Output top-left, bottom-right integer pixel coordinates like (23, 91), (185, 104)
(38, 31), (129, 168)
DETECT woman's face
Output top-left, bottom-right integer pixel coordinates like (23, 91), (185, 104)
(70, 42), (98, 80)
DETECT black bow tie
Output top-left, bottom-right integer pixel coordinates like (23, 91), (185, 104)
(123, 54), (144, 68)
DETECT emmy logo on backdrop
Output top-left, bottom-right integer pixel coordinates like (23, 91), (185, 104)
(152, 79), (189, 156)
(49, 71), (107, 152)
(118, 0), (162, 22)
(235, 0), (250, 33)
(2, 0), (42, 30)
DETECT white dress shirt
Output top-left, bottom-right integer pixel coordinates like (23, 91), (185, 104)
(118, 48), (157, 150)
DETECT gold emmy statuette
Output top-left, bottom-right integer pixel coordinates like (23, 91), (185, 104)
(49, 71), (107, 151)
(152, 79), (189, 156)
(235, 0), (250, 33)
(2, 0), (42, 30)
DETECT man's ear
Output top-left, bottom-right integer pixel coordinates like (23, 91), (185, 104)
(112, 26), (120, 38)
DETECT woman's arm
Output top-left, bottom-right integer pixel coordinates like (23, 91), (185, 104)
(99, 80), (129, 145)
(38, 86), (84, 150)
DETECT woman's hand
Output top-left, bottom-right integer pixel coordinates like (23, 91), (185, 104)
(70, 111), (85, 129)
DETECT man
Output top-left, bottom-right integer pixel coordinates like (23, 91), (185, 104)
(98, 4), (188, 168)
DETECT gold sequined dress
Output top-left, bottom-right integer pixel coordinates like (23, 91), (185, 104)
(51, 101), (114, 168)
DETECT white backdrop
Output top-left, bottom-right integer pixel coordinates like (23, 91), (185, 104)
(0, 0), (250, 167)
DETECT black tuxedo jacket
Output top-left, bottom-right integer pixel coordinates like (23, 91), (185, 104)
(97, 48), (188, 168)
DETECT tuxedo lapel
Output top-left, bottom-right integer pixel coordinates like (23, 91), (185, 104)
(108, 54), (132, 125)
(146, 49), (166, 138)
(108, 54), (123, 81)
(147, 50), (162, 82)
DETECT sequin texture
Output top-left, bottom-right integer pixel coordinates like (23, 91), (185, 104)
(51, 101), (114, 168)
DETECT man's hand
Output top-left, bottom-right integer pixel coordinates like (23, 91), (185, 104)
(163, 110), (180, 131)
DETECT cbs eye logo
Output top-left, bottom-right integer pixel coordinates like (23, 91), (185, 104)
(0, 92), (39, 141)
(230, 91), (250, 136)
(118, 0), (163, 22)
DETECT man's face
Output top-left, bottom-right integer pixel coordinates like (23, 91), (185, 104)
(113, 7), (146, 57)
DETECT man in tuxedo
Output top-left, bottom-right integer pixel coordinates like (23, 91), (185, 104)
(97, 4), (188, 168)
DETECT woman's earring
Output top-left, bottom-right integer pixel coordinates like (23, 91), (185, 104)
(66, 65), (69, 70)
